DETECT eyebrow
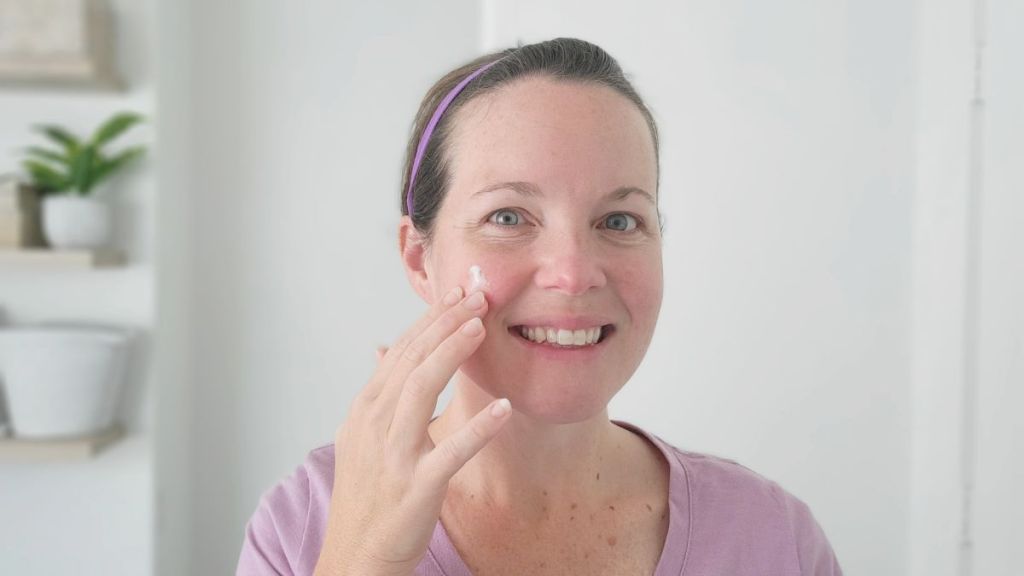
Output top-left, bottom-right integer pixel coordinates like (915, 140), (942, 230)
(472, 181), (655, 205)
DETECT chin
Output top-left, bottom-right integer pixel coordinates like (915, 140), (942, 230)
(457, 359), (622, 424)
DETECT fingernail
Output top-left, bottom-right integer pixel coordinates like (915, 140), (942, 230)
(490, 398), (511, 417)
(461, 317), (484, 336)
(463, 291), (485, 310)
(443, 286), (463, 306)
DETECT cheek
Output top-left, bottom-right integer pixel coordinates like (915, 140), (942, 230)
(616, 253), (663, 322)
(443, 254), (523, 311)
(470, 258), (523, 312)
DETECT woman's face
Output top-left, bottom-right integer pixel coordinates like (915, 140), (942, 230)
(419, 76), (662, 423)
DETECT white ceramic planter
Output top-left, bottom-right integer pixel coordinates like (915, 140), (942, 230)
(0, 323), (133, 438)
(41, 195), (112, 249)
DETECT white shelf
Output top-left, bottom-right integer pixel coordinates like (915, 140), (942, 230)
(0, 248), (124, 269)
(0, 424), (124, 460)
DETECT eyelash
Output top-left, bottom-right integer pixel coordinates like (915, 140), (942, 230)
(485, 208), (644, 233)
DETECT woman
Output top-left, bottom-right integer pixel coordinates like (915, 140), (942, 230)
(238, 38), (843, 576)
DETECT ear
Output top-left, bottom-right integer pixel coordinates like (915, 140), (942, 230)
(399, 215), (434, 304)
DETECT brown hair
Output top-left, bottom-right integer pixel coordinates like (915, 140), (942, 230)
(400, 37), (661, 244)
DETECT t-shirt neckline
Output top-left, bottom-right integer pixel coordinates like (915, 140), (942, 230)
(425, 418), (691, 576)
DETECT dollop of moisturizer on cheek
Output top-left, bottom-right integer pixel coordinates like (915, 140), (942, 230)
(468, 264), (489, 293)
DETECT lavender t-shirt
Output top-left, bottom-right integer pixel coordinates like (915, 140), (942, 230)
(237, 419), (844, 575)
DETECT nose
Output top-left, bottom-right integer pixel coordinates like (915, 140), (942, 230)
(533, 231), (607, 296)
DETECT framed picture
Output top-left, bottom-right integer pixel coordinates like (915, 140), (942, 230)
(0, 0), (120, 89)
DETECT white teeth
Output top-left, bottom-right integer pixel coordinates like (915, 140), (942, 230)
(517, 325), (604, 347)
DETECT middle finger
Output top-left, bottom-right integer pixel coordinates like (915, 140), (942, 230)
(374, 289), (489, 418)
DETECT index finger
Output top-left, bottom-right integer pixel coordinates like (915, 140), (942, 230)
(359, 285), (463, 403)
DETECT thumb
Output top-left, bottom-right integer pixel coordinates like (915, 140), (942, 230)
(375, 345), (389, 362)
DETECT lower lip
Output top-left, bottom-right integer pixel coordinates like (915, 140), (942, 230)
(507, 326), (614, 360)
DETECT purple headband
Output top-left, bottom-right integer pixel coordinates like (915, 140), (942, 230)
(406, 58), (503, 216)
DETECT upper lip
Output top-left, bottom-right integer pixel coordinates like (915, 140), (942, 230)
(508, 316), (616, 330)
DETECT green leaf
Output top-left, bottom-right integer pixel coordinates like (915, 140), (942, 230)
(22, 160), (71, 193)
(22, 146), (69, 166)
(90, 112), (144, 149)
(89, 146), (146, 190)
(32, 124), (81, 154)
(69, 146), (96, 194)
(25, 112), (146, 196)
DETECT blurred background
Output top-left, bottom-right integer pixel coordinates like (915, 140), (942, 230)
(0, 0), (1020, 575)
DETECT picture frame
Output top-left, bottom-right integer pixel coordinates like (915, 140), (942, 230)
(0, 0), (120, 89)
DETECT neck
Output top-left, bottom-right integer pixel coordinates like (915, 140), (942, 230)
(427, 373), (632, 525)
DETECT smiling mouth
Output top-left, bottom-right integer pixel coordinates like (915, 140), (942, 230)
(508, 324), (615, 348)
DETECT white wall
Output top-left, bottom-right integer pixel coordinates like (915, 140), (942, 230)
(0, 1), (156, 574)
(907, 0), (976, 572)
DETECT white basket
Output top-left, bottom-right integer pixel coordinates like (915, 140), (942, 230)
(0, 322), (133, 438)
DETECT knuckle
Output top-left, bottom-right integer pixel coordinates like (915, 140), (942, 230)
(391, 332), (413, 353)
(349, 388), (389, 426)
(403, 372), (431, 399)
(385, 336), (409, 361)
(351, 388), (376, 411)
(440, 309), (467, 336)
(349, 391), (375, 418)
(468, 421), (488, 444)
(440, 437), (464, 463)
(363, 393), (392, 422)
(401, 341), (428, 365)
(429, 331), (458, 357)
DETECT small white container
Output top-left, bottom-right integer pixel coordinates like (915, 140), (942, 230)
(0, 323), (133, 438)
(41, 195), (112, 249)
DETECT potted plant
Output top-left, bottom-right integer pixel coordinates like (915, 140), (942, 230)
(19, 111), (146, 250)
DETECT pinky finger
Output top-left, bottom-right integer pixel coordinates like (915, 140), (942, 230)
(419, 398), (511, 487)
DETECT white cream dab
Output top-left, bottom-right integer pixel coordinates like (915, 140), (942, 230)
(469, 264), (489, 292)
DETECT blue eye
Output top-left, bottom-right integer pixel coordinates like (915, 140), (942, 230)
(489, 209), (521, 226)
(604, 213), (637, 231)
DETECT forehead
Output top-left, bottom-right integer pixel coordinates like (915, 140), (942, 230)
(445, 76), (657, 199)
